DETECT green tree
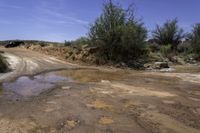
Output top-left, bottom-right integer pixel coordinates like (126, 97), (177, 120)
(152, 19), (184, 50)
(191, 23), (200, 55)
(89, 0), (147, 64)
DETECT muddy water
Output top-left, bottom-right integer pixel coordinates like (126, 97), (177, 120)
(50, 69), (130, 83)
(0, 67), (200, 132)
(1, 72), (74, 99)
(1, 66), (200, 99)
(0, 69), (130, 99)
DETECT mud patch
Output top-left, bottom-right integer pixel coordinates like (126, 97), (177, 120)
(0, 118), (38, 133)
(65, 119), (80, 130)
(86, 99), (113, 110)
(98, 116), (114, 125)
(140, 111), (200, 133)
(58, 117), (80, 131)
(162, 100), (176, 104)
(50, 69), (129, 83)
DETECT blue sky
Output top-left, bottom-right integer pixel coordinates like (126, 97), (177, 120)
(0, 0), (199, 42)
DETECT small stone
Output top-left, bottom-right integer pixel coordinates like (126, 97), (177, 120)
(153, 62), (169, 69)
(101, 80), (110, 84)
(62, 86), (71, 90)
(65, 119), (80, 130)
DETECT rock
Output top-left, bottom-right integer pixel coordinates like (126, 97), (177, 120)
(186, 57), (197, 64)
(153, 62), (169, 69)
(101, 80), (110, 84)
(86, 46), (99, 53)
(115, 62), (127, 68)
(144, 63), (152, 68)
(73, 49), (80, 54)
(160, 68), (175, 72)
(65, 119), (80, 130)
(191, 60), (197, 64)
(81, 44), (89, 49)
(171, 56), (185, 65)
(65, 53), (71, 58)
(62, 86), (71, 90)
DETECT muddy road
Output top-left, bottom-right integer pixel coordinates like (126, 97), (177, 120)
(0, 48), (200, 133)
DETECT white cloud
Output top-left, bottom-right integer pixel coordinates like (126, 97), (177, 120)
(35, 0), (88, 26)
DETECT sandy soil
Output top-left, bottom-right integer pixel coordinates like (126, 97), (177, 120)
(0, 47), (200, 133)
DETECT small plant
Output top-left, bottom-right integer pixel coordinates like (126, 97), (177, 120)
(152, 19), (184, 50)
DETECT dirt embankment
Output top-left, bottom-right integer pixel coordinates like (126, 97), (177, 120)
(21, 44), (200, 70)
(21, 44), (99, 66)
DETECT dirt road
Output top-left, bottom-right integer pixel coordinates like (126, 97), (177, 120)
(0, 48), (78, 82)
(0, 48), (200, 133)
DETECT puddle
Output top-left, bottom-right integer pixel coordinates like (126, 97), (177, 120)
(0, 69), (129, 99)
(49, 69), (129, 83)
(1, 67), (199, 99)
(2, 72), (73, 98)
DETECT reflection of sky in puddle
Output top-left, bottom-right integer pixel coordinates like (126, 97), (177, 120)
(1, 69), (127, 98)
(3, 74), (73, 97)
(1, 68), (200, 99)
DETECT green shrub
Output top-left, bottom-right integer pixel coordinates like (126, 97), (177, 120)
(177, 41), (193, 54)
(89, 0), (147, 65)
(147, 42), (160, 52)
(152, 19), (184, 50)
(0, 55), (8, 73)
(72, 37), (89, 47)
(191, 23), (200, 57)
(64, 40), (72, 46)
(160, 44), (172, 57)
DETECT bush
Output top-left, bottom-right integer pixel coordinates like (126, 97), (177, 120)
(160, 44), (172, 57)
(147, 42), (160, 52)
(0, 55), (8, 73)
(191, 23), (200, 56)
(64, 40), (72, 46)
(89, 0), (147, 65)
(177, 41), (192, 53)
(152, 19), (184, 50)
(72, 37), (89, 47)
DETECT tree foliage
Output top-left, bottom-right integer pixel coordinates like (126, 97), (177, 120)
(89, 0), (147, 64)
(152, 19), (184, 50)
(191, 23), (200, 55)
